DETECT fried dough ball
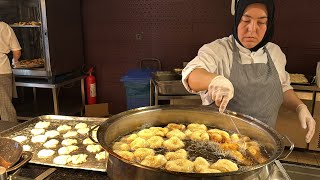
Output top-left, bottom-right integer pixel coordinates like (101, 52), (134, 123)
(165, 149), (188, 161)
(220, 143), (240, 151)
(229, 150), (253, 166)
(166, 129), (186, 140)
(95, 151), (108, 161)
(133, 148), (155, 162)
(231, 134), (251, 142)
(137, 129), (155, 139)
(120, 134), (138, 144)
(210, 159), (238, 172)
(207, 129), (231, 143)
(149, 127), (169, 137)
(58, 145), (79, 155)
(147, 136), (164, 149)
(114, 150), (135, 161)
(190, 131), (209, 141)
(208, 132), (223, 143)
(246, 145), (268, 164)
(163, 137), (185, 151)
(166, 123), (186, 131)
(70, 154), (88, 164)
(140, 154), (167, 168)
(130, 137), (149, 150)
(187, 123), (207, 132)
(165, 159), (194, 173)
(77, 128), (90, 135)
(194, 157), (210, 173)
(112, 142), (130, 151)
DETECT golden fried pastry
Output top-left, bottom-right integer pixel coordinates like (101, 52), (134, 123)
(187, 123), (207, 132)
(147, 136), (164, 149)
(165, 149), (188, 161)
(194, 157), (210, 173)
(199, 168), (222, 173)
(12, 136), (27, 143)
(63, 131), (78, 138)
(31, 135), (47, 143)
(166, 123), (186, 131)
(62, 139), (78, 146)
(133, 148), (155, 162)
(77, 128), (89, 135)
(114, 150), (135, 161)
(220, 143), (240, 151)
(190, 130), (209, 141)
(149, 127), (169, 137)
(43, 139), (59, 148)
(23, 145), (32, 151)
(112, 142), (130, 151)
(58, 145), (79, 155)
(70, 154), (88, 164)
(229, 150), (253, 166)
(140, 154), (167, 168)
(37, 149), (55, 158)
(35, 121), (50, 129)
(95, 151), (108, 161)
(165, 159), (194, 173)
(57, 125), (72, 132)
(86, 144), (103, 153)
(53, 155), (72, 165)
(166, 129), (186, 140)
(137, 129), (155, 139)
(231, 134), (250, 142)
(83, 138), (95, 145)
(75, 122), (88, 129)
(207, 129), (231, 143)
(246, 145), (268, 164)
(45, 130), (60, 138)
(210, 159), (238, 172)
(163, 136), (185, 151)
(120, 134), (138, 144)
(31, 128), (45, 135)
(130, 137), (149, 150)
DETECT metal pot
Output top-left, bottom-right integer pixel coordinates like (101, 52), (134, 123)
(96, 105), (293, 180)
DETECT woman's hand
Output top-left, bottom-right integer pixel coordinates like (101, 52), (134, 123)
(296, 104), (316, 143)
(208, 76), (234, 113)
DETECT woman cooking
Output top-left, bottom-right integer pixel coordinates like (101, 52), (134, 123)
(182, 0), (316, 143)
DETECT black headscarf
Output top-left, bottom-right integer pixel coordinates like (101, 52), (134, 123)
(232, 0), (275, 52)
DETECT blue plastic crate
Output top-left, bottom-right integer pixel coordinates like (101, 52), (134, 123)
(121, 69), (153, 110)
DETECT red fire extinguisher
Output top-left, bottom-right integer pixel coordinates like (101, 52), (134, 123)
(86, 67), (97, 105)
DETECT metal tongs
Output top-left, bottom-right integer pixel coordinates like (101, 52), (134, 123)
(224, 111), (241, 135)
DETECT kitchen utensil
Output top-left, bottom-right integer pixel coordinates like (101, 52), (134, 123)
(0, 138), (23, 169)
(225, 111), (241, 135)
(94, 105), (294, 180)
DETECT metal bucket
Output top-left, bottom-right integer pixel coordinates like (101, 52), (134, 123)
(96, 105), (293, 180)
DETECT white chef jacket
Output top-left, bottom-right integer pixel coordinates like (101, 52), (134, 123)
(0, 22), (21, 74)
(182, 35), (293, 105)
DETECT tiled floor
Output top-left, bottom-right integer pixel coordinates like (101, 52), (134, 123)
(281, 148), (320, 167)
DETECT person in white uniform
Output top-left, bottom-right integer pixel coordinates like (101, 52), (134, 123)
(182, 0), (316, 143)
(0, 21), (21, 122)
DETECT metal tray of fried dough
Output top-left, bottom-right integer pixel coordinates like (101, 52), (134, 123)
(0, 115), (109, 172)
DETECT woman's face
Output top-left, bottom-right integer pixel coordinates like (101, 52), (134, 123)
(237, 3), (268, 49)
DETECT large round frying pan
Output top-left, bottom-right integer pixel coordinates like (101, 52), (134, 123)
(0, 138), (32, 172)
